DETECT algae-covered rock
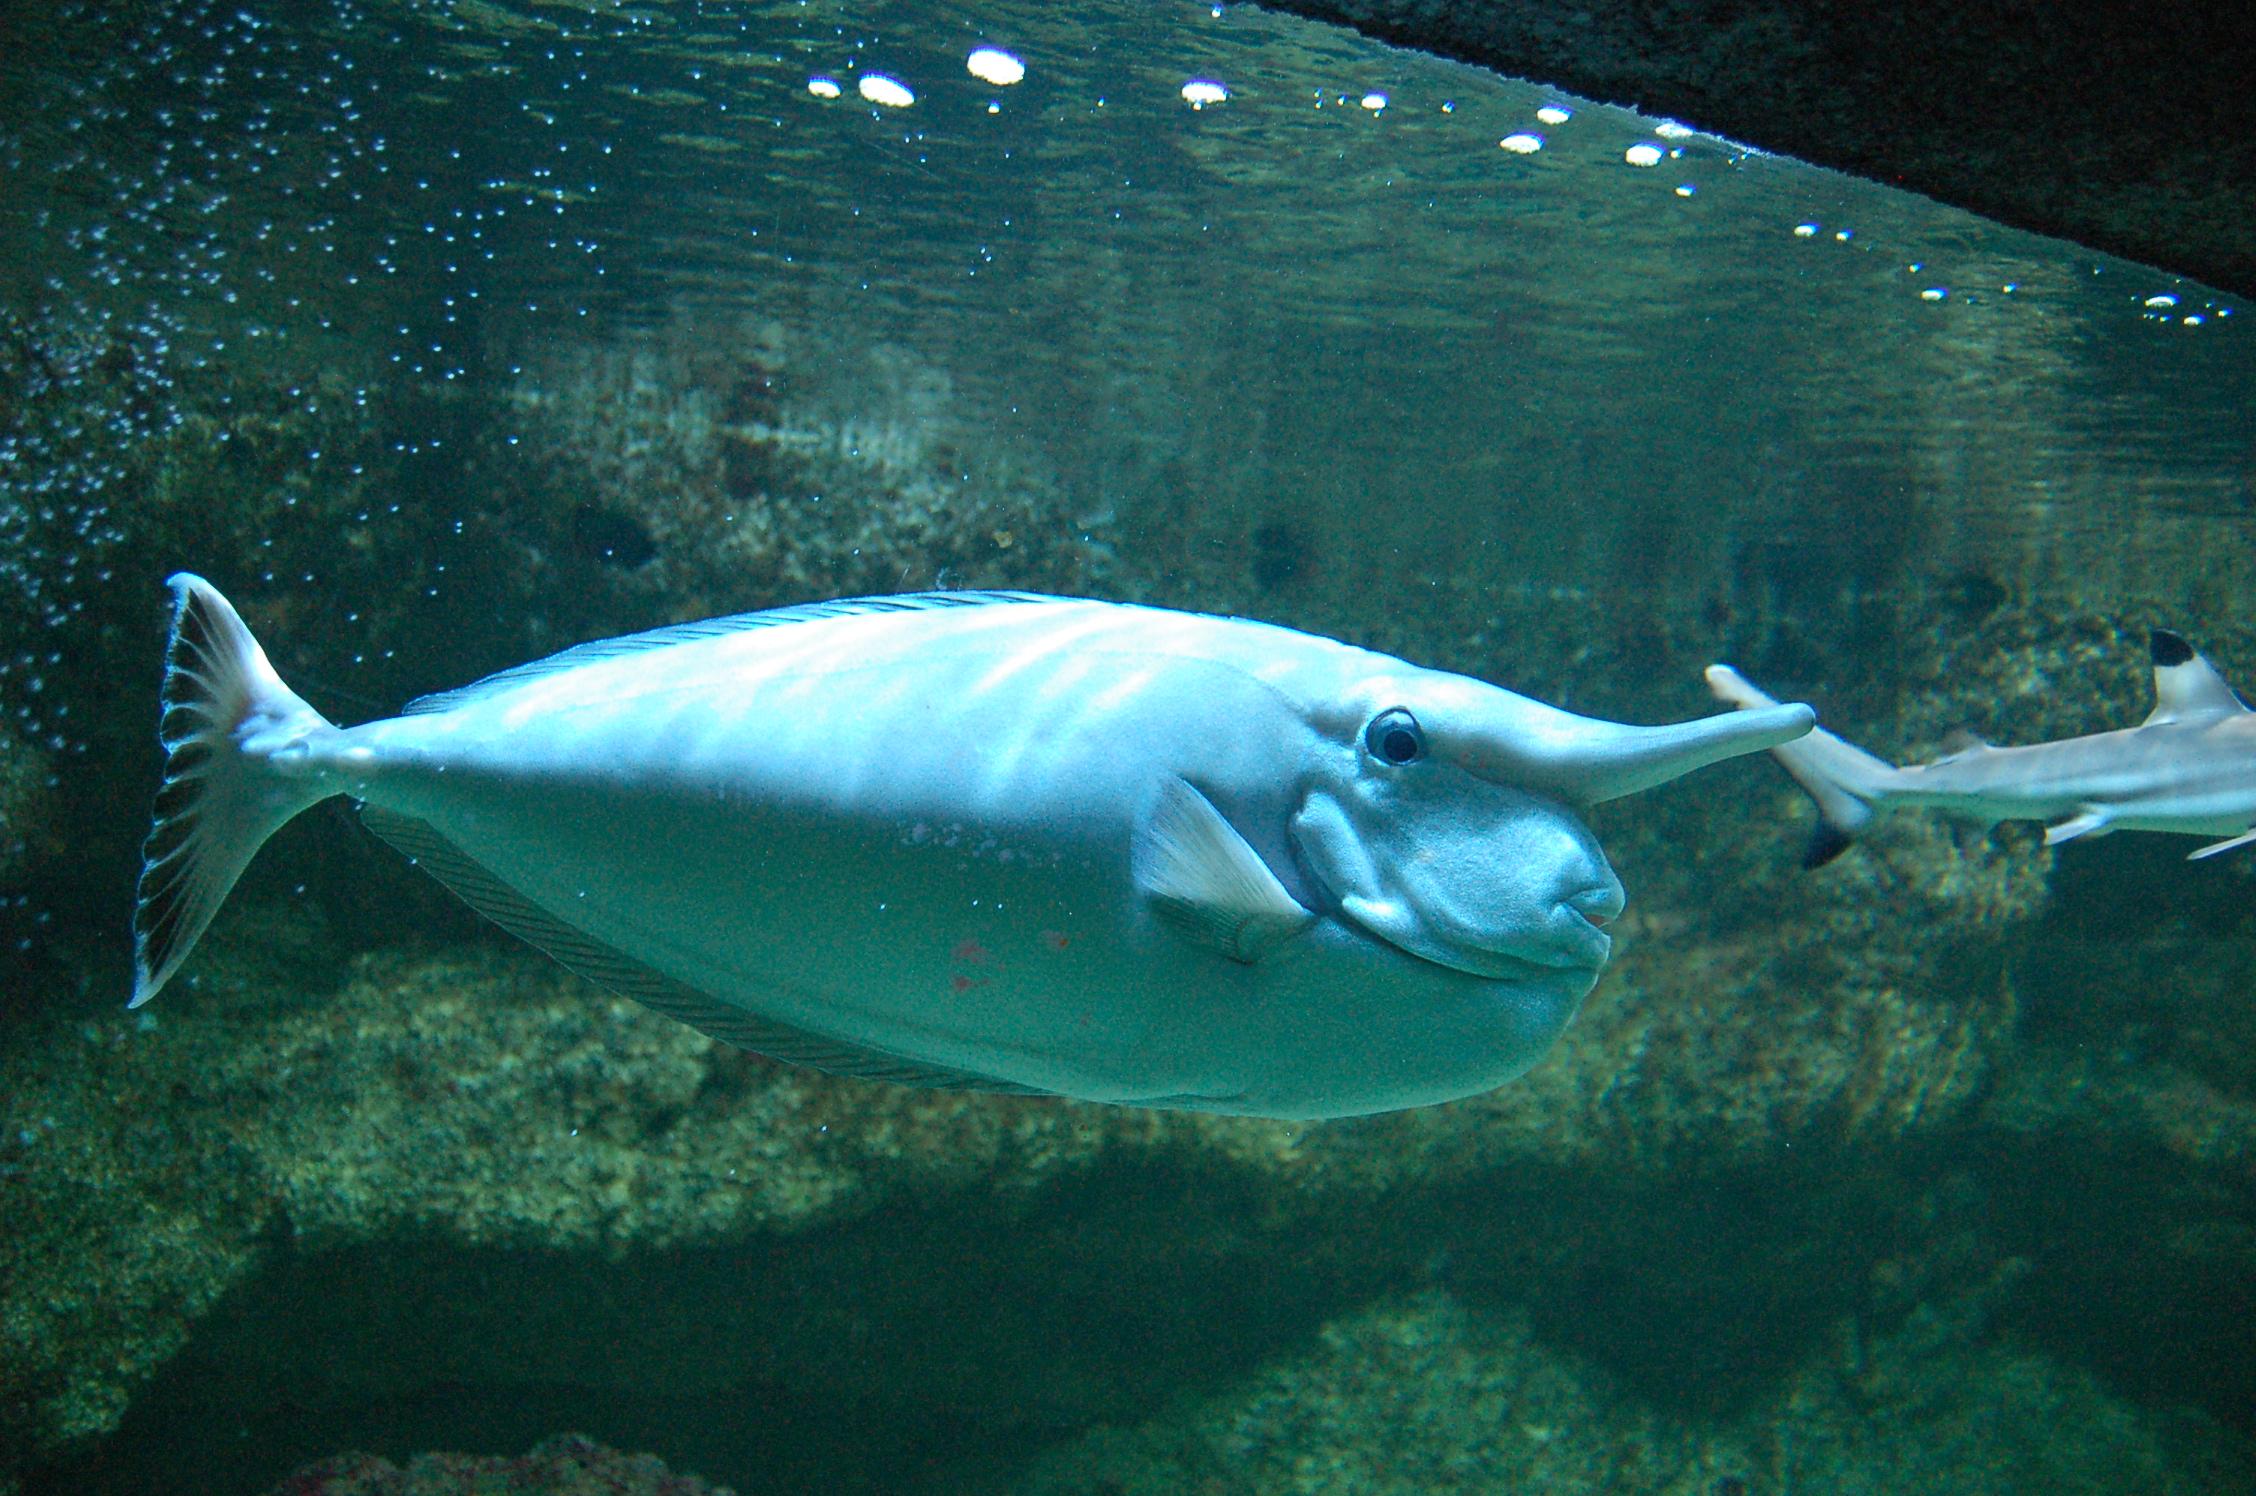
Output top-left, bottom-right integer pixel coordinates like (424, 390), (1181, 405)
(0, 306), (1119, 940)
(0, 719), (57, 886)
(268, 1434), (734, 1496)
(7, 837), (2252, 1488)
(498, 322), (1113, 615)
(1012, 1286), (2246, 1495)
(5, 122), (2249, 1492)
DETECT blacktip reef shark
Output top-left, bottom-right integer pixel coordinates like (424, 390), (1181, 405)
(1706, 630), (2256, 867)
(132, 574), (1812, 1120)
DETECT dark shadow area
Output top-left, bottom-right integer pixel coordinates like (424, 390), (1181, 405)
(1981, 1127), (2256, 1436)
(1433, 1158), (1906, 1412)
(2014, 847), (2256, 1096)
(19, 1166), (1396, 1496)
(2041, 835), (2256, 946)
(19, 1126), (2256, 1493)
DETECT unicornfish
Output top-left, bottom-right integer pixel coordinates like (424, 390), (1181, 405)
(133, 574), (1813, 1118)
(1707, 630), (2256, 867)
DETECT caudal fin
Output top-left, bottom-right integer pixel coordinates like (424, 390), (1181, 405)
(1705, 665), (1898, 868)
(131, 574), (335, 1007)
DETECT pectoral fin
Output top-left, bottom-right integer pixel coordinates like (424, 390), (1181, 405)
(1134, 777), (1315, 963)
(2189, 829), (2256, 861)
(2043, 808), (2114, 845)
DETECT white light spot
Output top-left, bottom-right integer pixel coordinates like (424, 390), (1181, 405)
(1834, 229), (1853, 241)
(1793, 223), (1819, 237)
(807, 77), (841, 99)
(2184, 314), (2204, 326)
(1360, 92), (1387, 111)
(1921, 287), (1948, 302)
(1654, 120), (1695, 139)
(1624, 143), (1663, 167)
(1181, 79), (1228, 108)
(1674, 183), (1696, 197)
(967, 48), (1024, 86)
(2144, 293), (2179, 308)
(859, 74), (914, 108)
(1498, 132), (1543, 154)
(1536, 105), (1572, 125)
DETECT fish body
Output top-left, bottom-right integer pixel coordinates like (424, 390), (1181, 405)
(1708, 630), (2256, 864)
(135, 575), (1812, 1119)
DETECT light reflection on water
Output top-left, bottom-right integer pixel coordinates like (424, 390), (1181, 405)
(6, 0), (2245, 628)
(402, 2), (2256, 602)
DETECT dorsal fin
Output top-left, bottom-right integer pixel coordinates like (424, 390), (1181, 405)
(2143, 628), (2247, 726)
(401, 590), (1056, 717)
(1935, 729), (1991, 760)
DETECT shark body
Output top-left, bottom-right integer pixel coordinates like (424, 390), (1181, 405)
(1706, 630), (2256, 865)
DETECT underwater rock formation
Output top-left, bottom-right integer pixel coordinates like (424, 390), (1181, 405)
(1014, 1287), (2247, 1495)
(0, 720), (55, 888)
(6, 748), (2253, 1491)
(3, 296), (2251, 1486)
(0, 306), (1117, 985)
(267, 1435), (733, 1496)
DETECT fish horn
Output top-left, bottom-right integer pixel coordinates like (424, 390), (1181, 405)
(1459, 695), (1816, 805)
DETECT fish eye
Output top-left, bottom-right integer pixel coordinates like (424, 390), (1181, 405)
(1363, 708), (1426, 766)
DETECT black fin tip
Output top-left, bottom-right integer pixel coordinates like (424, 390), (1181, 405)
(1801, 822), (1856, 870)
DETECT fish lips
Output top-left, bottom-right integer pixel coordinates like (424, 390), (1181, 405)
(1336, 891), (1614, 980)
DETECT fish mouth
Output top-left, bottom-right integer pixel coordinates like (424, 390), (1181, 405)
(1342, 896), (1614, 980)
(1439, 919), (1612, 980)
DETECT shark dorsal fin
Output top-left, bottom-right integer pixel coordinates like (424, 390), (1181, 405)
(2143, 629), (2248, 726)
(1935, 729), (1991, 760)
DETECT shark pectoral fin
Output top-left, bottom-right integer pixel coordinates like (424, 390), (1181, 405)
(1134, 777), (1315, 964)
(2188, 829), (2256, 861)
(2043, 808), (2114, 846)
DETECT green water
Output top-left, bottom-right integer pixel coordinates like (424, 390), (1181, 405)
(1, 2), (2252, 1493)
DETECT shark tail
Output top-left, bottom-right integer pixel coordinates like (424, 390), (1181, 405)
(131, 573), (337, 1008)
(1705, 665), (1899, 868)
